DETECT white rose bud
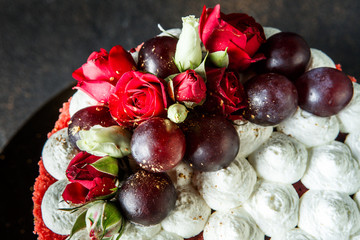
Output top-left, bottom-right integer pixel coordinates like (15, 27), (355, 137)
(209, 49), (229, 68)
(167, 103), (188, 123)
(76, 125), (131, 158)
(174, 15), (202, 72)
(85, 201), (125, 240)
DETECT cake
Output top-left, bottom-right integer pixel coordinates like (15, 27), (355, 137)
(32, 4), (360, 240)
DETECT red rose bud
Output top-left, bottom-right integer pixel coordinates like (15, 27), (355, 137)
(172, 70), (206, 105)
(62, 152), (119, 204)
(73, 45), (136, 103)
(109, 71), (168, 127)
(199, 4), (265, 71)
(204, 67), (247, 120)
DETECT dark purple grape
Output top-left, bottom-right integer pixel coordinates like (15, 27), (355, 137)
(138, 36), (179, 79)
(68, 106), (118, 148)
(131, 117), (185, 172)
(260, 32), (310, 79)
(183, 115), (239, 172)
(295, 67), (353, 117)
(117, 170), (176, 226)
(243, 73), (298, 126)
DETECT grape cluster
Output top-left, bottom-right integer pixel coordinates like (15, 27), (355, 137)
(244, 32), (353, 125)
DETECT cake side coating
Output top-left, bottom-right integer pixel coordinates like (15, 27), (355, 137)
(32, 100), (71, 240)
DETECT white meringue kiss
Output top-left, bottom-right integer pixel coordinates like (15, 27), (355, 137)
(41, 180), (84, 235)
(301, 141), (360, 195)
(298, 190), (360, 240)
(277, 107), (339, 148)
(248, 132), (308, 184)
(203, 207), (264, 240)
(233, 119), (273, 158)
(192, 156), (257, 211)
(161, 186), (211, 238)
(42, 128), (78, 180)
(306, 48), (336, 71)
(243, 180), (299, 237)
(337, 82), (360, 133)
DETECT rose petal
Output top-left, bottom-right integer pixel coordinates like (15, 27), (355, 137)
(62, 182), (88, 204)
(75, 80), (115, 103)
(109, 71), (168, 127)
(109, 45), (136, 77)
(86, 177), (117, 201)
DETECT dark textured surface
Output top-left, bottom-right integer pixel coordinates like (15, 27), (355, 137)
(1, 0), (360, 151)
(0, 1), (360, 238)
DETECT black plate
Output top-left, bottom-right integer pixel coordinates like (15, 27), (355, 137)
(1, 85), (75, 239)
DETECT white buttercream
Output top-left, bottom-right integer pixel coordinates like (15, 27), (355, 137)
(351, 230), (360, 240)
(277, 107), (339, 147)
(42, 127), (78, 180)
(345, 131), (360, 162)
(248, 132), (308, 184)
(192, 156), (257, 211)
(167, 161), (194, 188)
(301, 141), (360, 195)
(203, 207), (264, 240)
(69, 90), (99, 117)
(298, 190), (360, 240)
(161, 186), (211, 238)
(233, 119), (273, 158)
(353, 190), (360, 210)
(117, 222), (161, 240)
(337, 82), (360, 133)
(306, 48), (336, 71)
(41, 180), (83, 235)
(243, 180), (299, 237)
(153, 230), (183, 240)
(263, 27), (281, 39)
(65, 229), (90, 240)
(271, 228), (317, 240)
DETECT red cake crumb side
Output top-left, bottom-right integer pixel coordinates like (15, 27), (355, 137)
(293, 180), (309, 198)
(32, 160), (67, 240)
(336, 63), (357, 83)
(187, 232), (204, 240)
(47, 98), (71, 138)
(33, 98), (71, 240)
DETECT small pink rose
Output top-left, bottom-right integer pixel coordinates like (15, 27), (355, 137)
(172, 70), (206, 104)
(72, 45), (136, 103)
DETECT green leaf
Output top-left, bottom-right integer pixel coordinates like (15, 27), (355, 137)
(68, 210), (87, 240)
(194, 51), (209, 82)
(91, 156), (119, 176)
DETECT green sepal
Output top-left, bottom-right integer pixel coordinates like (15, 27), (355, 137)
(194, 51), (209, 82)
(68, 210), (87, 240)
(164, 73), (180, 102)
(90, 156), (119, 176)
(209, 48), (229, 68)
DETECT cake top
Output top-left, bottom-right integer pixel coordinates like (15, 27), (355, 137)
(36, 4), (360, 240)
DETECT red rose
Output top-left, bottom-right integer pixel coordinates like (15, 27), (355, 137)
(109, 71), (168, 127)
(204, 67), (247, 120)
(72, 45), (136, 103)
(199, 4), (265, 71)
(62, 152), (117, 204)
(172, 70), (206, 104)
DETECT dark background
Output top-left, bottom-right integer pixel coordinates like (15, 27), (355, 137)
(1, 0), (359, 239)
(1, 0), (360, 152)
